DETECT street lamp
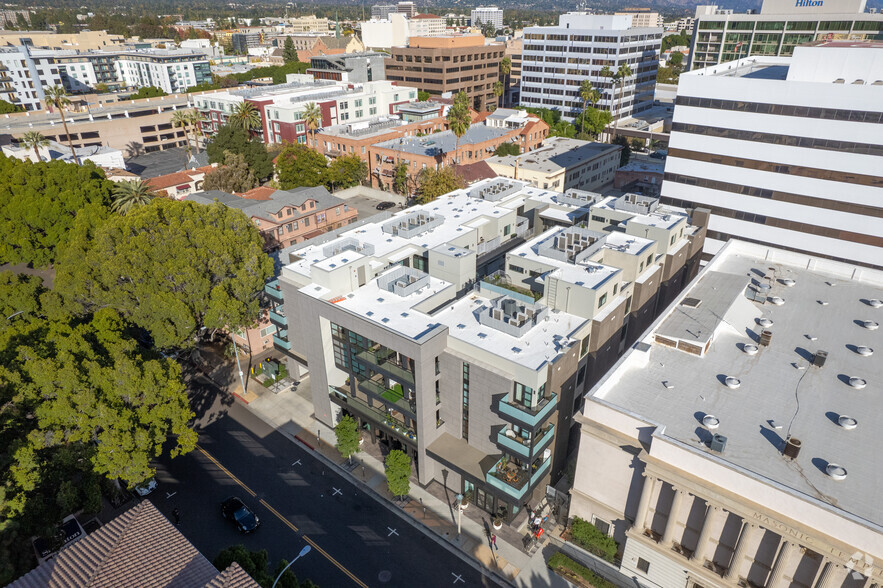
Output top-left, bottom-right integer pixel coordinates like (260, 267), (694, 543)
(230, 335), (247, 399)
(272, 544), (312, 588)
(456, 493), (464, 537)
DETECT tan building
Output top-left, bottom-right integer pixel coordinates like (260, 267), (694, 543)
(487, 135), (620, 193)
(386, 35), (505, 111)
(0, 30), (125, 50)
(315, 111), (450, 164)
(284, 15), (332, 33)
(615, 10), (665, 28)
(571, 239), (883, 588)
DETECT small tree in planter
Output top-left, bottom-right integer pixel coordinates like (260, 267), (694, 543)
(570, 517), (619, 562)
(385, 449), (411, 499)
(334, 415), (360, 465)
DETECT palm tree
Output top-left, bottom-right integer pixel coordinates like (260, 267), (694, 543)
(20, 131), (49, 162)
(599, 65), (614, 114)
(493, 81), (504, 110)
(578, 80), (596, 136)
(44, 85), (77, 165)
(614, 64), (634, 138)
(171, 110), (191, 163)
(228, 100), (262, 133)
(187, 109), (206, 154)
(499, 56), (512, 106)
(302, 101), (322, 148)
(111, 180), (157, 215)
(446, 91), (471, 165)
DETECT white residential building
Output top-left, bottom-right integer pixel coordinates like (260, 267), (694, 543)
(0, 45), (62, 111)
(361, 13), (410, 50)
(114, 49), (212, 94)
(408, 14), (446, 37)
(661, 42), (883, 268)
(571, 238), (883, 588)
(471, 6), (503, 31)
(520, 14), (662, 121)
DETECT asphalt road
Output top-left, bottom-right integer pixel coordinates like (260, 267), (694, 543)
(342, 193), (401, 222)
(151, 379), (496, 588)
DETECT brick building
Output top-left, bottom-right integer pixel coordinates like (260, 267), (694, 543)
(386, 35), (505, 111)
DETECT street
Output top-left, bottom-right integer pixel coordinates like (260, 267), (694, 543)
(151, 378), (497, 587)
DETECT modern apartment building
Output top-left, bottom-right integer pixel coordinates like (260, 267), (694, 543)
(268, 178), (706, 524)
(196, 80), (417, 145)
(520, 14), (662, 121)
(361, 14), (410, 50)
(0, 45), (61, 111)
(396, 1), (417, 18)
(113, 49), (212, 94)
(471, 6), (504, 31)
(486, 136), (621, 192)
(386, 35), (506, 111)
(615, 10), (664, 28)
(408, 14), (447, 37)
(307, 52), (386, 83)
(571, 238), (883, 588)
(232, 32), (262, 54)
(661, 43), (883, 268)
(689, 0), (883, 70)
(371, 4), (398, 20)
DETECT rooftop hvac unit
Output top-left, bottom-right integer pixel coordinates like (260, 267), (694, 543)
(710, 434), (727, 453)
(812, 350), (828, 368)
(759, 330), (773, 347)
(783, 436), (801, 459)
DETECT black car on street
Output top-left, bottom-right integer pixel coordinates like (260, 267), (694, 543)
(221, 496), (261, 533)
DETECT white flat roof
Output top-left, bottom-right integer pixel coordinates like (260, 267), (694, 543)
(509, 230), (621, 290)
(590, 240), (883, 527)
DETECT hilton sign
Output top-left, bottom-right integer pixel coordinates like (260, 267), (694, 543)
(795, 0), (823, 5)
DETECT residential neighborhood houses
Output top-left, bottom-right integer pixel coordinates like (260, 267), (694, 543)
(1, 4), (881, 588)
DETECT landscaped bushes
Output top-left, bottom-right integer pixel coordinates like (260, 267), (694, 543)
(570, 517), (618, 562)
(548, 552), (616, 588)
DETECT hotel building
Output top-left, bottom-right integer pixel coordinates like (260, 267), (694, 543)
(266, 179), (706, 523)
(661, 42), (883, 268)
(689, 0), (883, 70)
(520, 14), (662, 121)
(571, 239), (883, 588)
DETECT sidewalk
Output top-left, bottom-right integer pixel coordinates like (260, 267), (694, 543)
(242, 379), (570, 588)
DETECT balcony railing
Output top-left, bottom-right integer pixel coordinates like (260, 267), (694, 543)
(498, 393), (558, 428)
(357, 376), (415, 415)
(273, 334), (291, 350)
(329, 385), (417, 443)
(268, 309), (288, 327)
(355, 348), (415, 385)
(265, 279), (283, 300)
(496, 424), (555, 460)
(485, 456), (551, 501)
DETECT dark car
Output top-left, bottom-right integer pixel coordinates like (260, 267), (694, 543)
(221, 497), (261, 533)
(376, 201), (396, 210)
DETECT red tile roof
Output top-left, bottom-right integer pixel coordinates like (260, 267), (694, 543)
(240, 186), (276, 200)
(454, 161), (498, 184)
(9, 501), (259, 588)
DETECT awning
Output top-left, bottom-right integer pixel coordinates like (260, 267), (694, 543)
(176, 184), (190, 190)
(301, 229), (325, 240)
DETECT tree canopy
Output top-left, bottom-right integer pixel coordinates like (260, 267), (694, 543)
(327, 154), (368, 191)
(56, 199), (274, 349)
(416, 166), (465, 204)
(203, 152), (258, 193)
(334, 415), (360, 463)
(385, 450), (411, 499)
(0, 156), (113, 267)
(214, 544), (318, 588)
(206, 125), (273, 180)
(282, 36), (298, 64)
(494, 142), (520, 157)
(275, 143), (330, 190)
(121, 86), (168, 101)
(0, 100), (23, 114)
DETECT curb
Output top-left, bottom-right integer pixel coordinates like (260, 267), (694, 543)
(280, 419), (517, 588)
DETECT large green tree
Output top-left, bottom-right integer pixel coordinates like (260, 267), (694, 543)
(334, 415), (360, 465)
(416, 166), (465, 204)
(275, 143), (329, 190)
(214, 544), (318, 588)
(56, 199), (274, 349)
(328, 154), (367, 191)
(206, 125), (273, 180)
(581, 108), (612, 140)
(0, 156), (113, 267)
(385, 450), (411, 499)
(446, 91), (471, 163)
(0, 100), (22, 114)
(203, 152), (258, 193)
(282, 36), (297, 63)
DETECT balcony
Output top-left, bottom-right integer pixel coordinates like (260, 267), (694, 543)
(357, 376), (415, 416)
(273, 334), (291, 350)
(329, 385), (417, 443)
(485, 455), (551, 501)
(498, 393), (558, 428)
(265, 279), (283, 300)
(355, 347), (415, 385)
(496, 424), (555, 460)
(268, 308), (288, 327)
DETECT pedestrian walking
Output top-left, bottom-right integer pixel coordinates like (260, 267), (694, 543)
(172, 508), (180, 525)
(491, 534), (498, 551)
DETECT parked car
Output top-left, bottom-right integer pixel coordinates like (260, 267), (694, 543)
(376, 201), (396, 210)
(221, 496), (261, 533)
(134, 478), (157, 497)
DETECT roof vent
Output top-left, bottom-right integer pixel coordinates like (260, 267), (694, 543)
(866, 299), (883, 308)
(780, 278), (796, 287)
(783, 436), (801, 459)
(838, 415), (857, 430)
(812, 350), (828, 367)
(742, 343), (759, 355)
(861, 320), (879, 330)
(768, 296), (784, 306)
(826, 463), (847, 481)
(702, 415), (720, 430)
(760, 330), (773, 347)
(681, 297), (702, 308)
(854, 346), (873, 357)
(848, 377), (867, 389)
(724, 377), (741, 389)
(757, 317), (773, 328)
(710, 434), (727, 453)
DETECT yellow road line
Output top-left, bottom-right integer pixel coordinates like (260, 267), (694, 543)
(196, 444), (256, 497)
(304, 535), (370, 588)
(259, 499), (299, 533)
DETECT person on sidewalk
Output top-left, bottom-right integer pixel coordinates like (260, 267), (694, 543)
(491, 534), (498, 551)
(172, 508), (181, 525)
